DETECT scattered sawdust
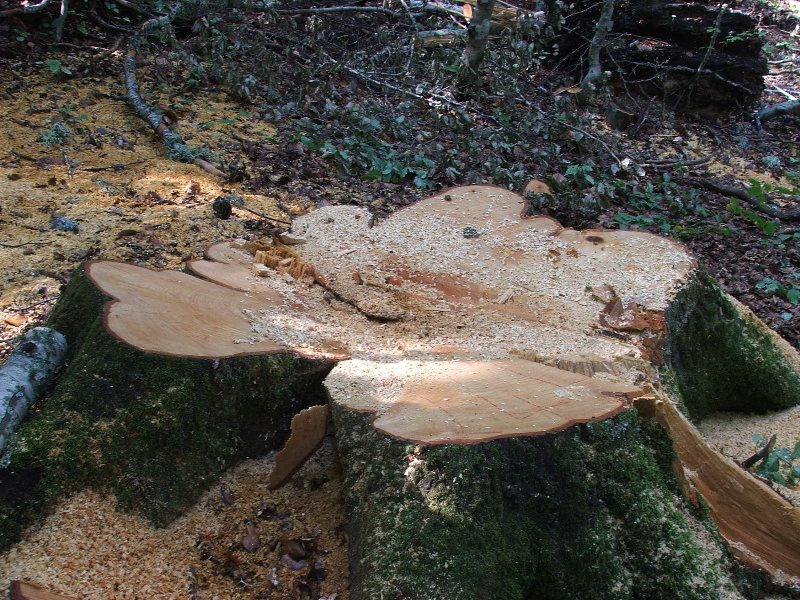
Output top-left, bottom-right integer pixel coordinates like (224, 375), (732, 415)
(0, 439), (349, 600)
(0, 64), (286, 361)
(697, 406), (800, 507)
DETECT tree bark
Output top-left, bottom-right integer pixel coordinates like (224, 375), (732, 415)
(456, 0), (496, 95)
(580, 0), (614, 91)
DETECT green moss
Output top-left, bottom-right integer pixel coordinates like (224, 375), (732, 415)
(665, 271), (800, 421)
(0, 269), (332, 550)
(334, 407), (740, 600)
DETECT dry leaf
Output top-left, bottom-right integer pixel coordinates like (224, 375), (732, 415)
(523, 179), (552, 195)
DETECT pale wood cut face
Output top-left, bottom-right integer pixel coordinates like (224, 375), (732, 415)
(86, 261), (285, 359)
(367, 359), (637, 444)
(87, 185), (698, 442)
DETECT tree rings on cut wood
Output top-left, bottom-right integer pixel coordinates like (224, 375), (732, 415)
(268, 404), (330, 489)
(87, 185), (694, 444)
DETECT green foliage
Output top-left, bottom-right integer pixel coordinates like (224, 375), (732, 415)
(45, 58), (71, 76)
(755, 277), (800, 305)
(726, 198), (777, 236)
(37, 122), (71, 147)
(752, 435), (800, 486)
(297, 108), (437, 188)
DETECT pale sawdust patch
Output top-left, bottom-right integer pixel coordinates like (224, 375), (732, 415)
(0, 439), (349, 600)
(0, 65), (285, 359)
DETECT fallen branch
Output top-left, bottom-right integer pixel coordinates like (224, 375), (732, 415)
(680, 177), (800, 221)
(124, 0), (225, 177)
(416, 28), (466, 47)
(0, 328), (67, 454)
(81, 159), (146, 172)
(640, 157), (711, 170)
(757, 98), (800, 125)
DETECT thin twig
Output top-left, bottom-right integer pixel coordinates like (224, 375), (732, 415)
(81, 159), (146, 172)
(240, 205), (291, 225)
(0, 241), (48, 248)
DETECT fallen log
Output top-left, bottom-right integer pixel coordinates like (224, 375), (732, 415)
(3, 186), (800, 597)
(0, 328), (67, 454)
(561, 0), (768, 109)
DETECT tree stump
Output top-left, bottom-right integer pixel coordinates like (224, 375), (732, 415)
(3, 186), (800, 598)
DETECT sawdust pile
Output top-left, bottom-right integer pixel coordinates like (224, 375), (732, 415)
(0, 440), (349, 599)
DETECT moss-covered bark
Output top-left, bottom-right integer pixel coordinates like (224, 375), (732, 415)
(333, 405), (753, 600)
(0, 268), (333, 551)
(665, 271), (800, 421)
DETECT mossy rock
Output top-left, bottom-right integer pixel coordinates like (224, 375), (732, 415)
(0, 267), (333, 551)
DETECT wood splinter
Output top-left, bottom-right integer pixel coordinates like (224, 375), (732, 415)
(268, 404), (330, 489)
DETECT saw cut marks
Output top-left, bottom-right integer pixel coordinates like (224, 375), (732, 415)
(89, 185), (695, 442)
(338, 358), (639, 444)
(85, 261), (348, 361)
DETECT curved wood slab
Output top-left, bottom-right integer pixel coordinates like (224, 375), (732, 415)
(10, 581), (76, 600)
(638, 395), (800, 584)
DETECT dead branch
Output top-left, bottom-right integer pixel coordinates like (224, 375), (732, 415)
(640, 157), (711, 170)
(757, 98), (800, 125)
(124, 0), (225, 177)
(680, 177), (800, 221)
(416, 29), (467, 47)
(741, 434), (777, 470)
(81, 159), (146, 172)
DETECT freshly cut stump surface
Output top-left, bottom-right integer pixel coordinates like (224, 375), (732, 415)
(89, 186), (692, 442)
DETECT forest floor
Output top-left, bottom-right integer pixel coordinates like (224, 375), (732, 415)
(0, 0), (799, 597)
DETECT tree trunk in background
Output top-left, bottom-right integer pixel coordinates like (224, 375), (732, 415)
(456, 0), (496, 96)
